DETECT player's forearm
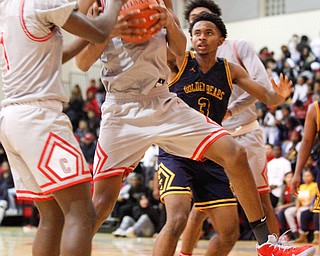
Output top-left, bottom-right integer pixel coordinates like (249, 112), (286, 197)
(166, 13), (186, 59)
(263, 91), (286, 106)
(228, 93), (257, 116)
(75, 40), (109, 71)
(238, 80), (284, 107)
(63, 38), (89, 64)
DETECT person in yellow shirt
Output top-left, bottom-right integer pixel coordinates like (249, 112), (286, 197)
(285, 169), (318, 241)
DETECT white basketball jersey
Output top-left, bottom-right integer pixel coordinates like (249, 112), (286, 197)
(0, 0), (77, 106)
(219, 40), (272, 130)
(100, 0), (170, 95)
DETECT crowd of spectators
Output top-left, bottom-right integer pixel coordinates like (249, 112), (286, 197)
(1, 33), (320, 243)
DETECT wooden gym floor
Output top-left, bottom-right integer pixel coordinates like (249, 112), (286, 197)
(1, 227), (319, 256)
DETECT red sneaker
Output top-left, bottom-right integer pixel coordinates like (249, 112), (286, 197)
(256, 235), (316, 256)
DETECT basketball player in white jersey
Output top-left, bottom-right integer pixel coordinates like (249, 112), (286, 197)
(76, 1), (296, 255)
(0, 0), (127, 255)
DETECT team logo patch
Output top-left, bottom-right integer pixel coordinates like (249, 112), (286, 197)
(38, 132), (85, 185)
(158, 163), (190, 199)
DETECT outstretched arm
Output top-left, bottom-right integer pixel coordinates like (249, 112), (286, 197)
(291, 103), (317, 196)
(226, 40), (272, 116)
(229, 62), (292, 106)
(149, 0), (186, 68)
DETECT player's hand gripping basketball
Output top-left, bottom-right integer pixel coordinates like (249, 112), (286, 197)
(149, 0), (175, 34)
(270, 73), (293, 100)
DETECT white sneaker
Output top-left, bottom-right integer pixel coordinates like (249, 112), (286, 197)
(112, 228), (125, 237)
(124, 227), (136, 238)
(23, 225), (37, 233)
(5, 208), (18, 216)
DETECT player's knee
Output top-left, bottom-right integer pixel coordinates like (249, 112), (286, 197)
(93, 195), (112, 220)
(166, 213), (189, 237)
(220, 227), (239, 244)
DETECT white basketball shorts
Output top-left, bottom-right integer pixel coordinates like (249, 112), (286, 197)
(0, 101), (91, 201)
(93, 86), (230, 181)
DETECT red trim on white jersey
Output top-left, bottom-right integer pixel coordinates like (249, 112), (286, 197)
(19, 0), (55, 42)
(16, 175), (92, 200)
(257, 162), (270, 193)
(42, 177), (92, 194)
(37, 132), (89, 190)
(16, 190), (54, 201)
(93, 167), (134, 182)
(0, 32), (10, 70)
(101, 0), (105, 10)
(191, 117), (229, 161)
(93, 142), (108, 176)
(17, 195), (55, 202)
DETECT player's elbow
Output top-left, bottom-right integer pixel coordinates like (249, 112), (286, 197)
(75, 58), (91, 72)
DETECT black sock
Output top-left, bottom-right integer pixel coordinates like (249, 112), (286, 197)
(249, 216), (270, 245)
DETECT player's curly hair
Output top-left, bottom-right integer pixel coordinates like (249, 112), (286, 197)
(189, 12), (227, 38)
(184, 0), (221, 21)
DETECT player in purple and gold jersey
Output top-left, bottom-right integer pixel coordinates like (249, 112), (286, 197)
(292, 100), (320, 247)
(154, 12), (315, 256)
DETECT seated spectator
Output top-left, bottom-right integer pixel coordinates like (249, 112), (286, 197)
(86, 109), (100, 138)
(63, 84), (85, 131)
(259, 47), (274, 63)
(284, 130), (302, 171)
(263, 106), (279, 145)
(281, 58), (298, 85)
(296, 200), (319, 244)
(275, 172), (295, 236)
(112, 194), (159, 238)
(267, 145), (292, 207)
(84, 90), (100, 118)
(74, 119), (90, 142)
(265, 143), (274, 163)
(291, 75), (309, 105)
(284, 169), (318, 241)
(292, 100), (308, 125)
(312, 79), (320, 102)
(297, 45), (316, 72)
(112, 173), (149, 222)
(0, 142), (7, 167)
(95, 79), (106, 108)
(80, 132), (97, 169)
(0, 161), (16, 215)
(281, 116), (303, 152)
(275, 104), (292, 144)
(86, 79), (98, 98)
(0, 174), (8, 225)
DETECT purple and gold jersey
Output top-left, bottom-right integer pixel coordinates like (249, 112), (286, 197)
(158, 52), (236, 209)
(168, 51), (232, 125)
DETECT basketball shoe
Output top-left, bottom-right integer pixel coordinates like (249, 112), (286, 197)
(256, 234), (316, 256)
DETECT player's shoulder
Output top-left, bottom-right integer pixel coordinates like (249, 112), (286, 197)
(232, 39), (255, 52)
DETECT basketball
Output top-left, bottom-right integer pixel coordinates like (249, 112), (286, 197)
(119, 0), (160, 43)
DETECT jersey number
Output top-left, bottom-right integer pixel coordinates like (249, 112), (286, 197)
(0, 32), (10, 70)
(198, 97), (210, 116)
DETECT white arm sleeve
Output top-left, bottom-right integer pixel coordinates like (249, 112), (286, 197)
(228, 40), (273, 115)
(35, 0), (78, 28)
